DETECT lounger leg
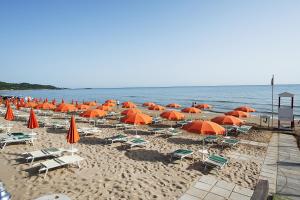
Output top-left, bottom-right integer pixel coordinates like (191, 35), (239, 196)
(30, 158), (35, 166)
(44, 169), (48, 179)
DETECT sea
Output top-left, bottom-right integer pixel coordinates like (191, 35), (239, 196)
(1, 84), (299, 119)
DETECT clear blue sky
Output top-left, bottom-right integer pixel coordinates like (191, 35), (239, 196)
(0, 0), (299, 88)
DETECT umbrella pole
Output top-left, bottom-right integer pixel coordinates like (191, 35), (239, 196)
(71, 144), (74, 155)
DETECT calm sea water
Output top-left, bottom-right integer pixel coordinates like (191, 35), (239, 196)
(1, 85), (299, 118)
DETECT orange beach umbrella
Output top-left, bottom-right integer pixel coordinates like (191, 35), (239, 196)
(36, 102), (56, 110)
(160, 110), (185, 121)
(55, 103), (77, 112)
(234, 106), (256, 112)
(4, 103), (14, 121)
(121, 108), (142, 116)
(181, 107), (201, 113)
(66, 116), (80, 154)
(27, 109), (39, 130)
(105, 99), (116, 103)
(183, 120), (225, 135)
(103, 102), (116, 107)
(166, 103), (181, 108)
(196, 104), (212, 109)
(211, 115), (244, 126)
(80, 109), (107, 118)
(85, 101), (97, 106)
(225, 110), (249, 118)
(143, 102), (156, 107)
(77, 104), (90, 110)
(97, 105), (112, 111)
(148, 105), (165, 111)
(122, 101), (136, 108)
(121, 113), (152, 125)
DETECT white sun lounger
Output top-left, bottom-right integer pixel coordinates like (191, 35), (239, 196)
(0, 135), (37, 149)
(36, 155), (85, 178)
(125, 138), (148, 148)
(23, 147), (66, 165)
(77, 127), (101, 136)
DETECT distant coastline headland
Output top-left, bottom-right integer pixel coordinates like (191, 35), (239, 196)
(0, 81), (61, 90)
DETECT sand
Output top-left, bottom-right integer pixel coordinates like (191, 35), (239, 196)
(0, 105), (273, 200)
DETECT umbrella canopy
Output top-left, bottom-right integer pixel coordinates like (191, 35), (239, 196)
(234, 106), (256, 112)
(77, 104), (90, 110)
(105, 99), (116, 103)
(85, 101), (97, 106)
(160, 110), (185, 121)
(66, 116), (80, 144)
(103, 102), (116, 107)
(183, 120), (225, 135)
(166, 103), (181, 108)
(181, 107), (201, 113)
(122, 101), (136, 108)
(35, 102), (56, 110)
(80, 109), (107, 118)
(225, 110), (250, 118)
(211, 115), (244, 126)
(27, 109), (39, 129)
(97, 105), (112, 111)
(196, 104), (212, 109)
(24, 102), (38, 108)
(4, 103), (14, 121)
(55, 103), (77, 112)
(143, 102), (156, 107)
(121, 108), (142, 116)
(121, 113), (152, 125)
(148, 105), (165, 111)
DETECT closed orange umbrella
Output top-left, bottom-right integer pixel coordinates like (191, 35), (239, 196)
(160, 110), (185, 121)
(4, 103), (14, 121)
(166, 103), (181, 108)
(122, 101), (136, 108)
(148, 105), (165, 111)
(121, 113), (152, 125)
(66, 115), (80, 154)
(80, 109), (107, 118)
(143, 102), (156, 107)
(27, 109), (39, 133)
(36, 102), (56, 110)
(183, 120), (225, 135)
(225, 110), (249, 118)
(55, 103), (77, 112)
(77, 104), (90, 110)
(52, 99), (56, 105)
(121, 108), (142, 116)
(181, 107), (201, 113)
(97, 105), (112, 111)
(211, 115), (244, 126)
(234, 106), (256, 112)
(196, 104), (212, 109)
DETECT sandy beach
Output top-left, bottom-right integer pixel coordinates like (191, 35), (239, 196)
(0, 104), (279, 200)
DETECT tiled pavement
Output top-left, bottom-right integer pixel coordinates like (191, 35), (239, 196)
(179, 175), (253, 200)
(259, 133), (278, 194)
(276, 133), (300, 200)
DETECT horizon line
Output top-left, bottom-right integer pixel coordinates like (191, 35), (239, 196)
(68, 83), (300, 90)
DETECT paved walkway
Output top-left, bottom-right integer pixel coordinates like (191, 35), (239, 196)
(276, 133), (300, 200)
(179, 132), (300, 200)
(259, 133), (278, 194)
(179, 175), (253, 200)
